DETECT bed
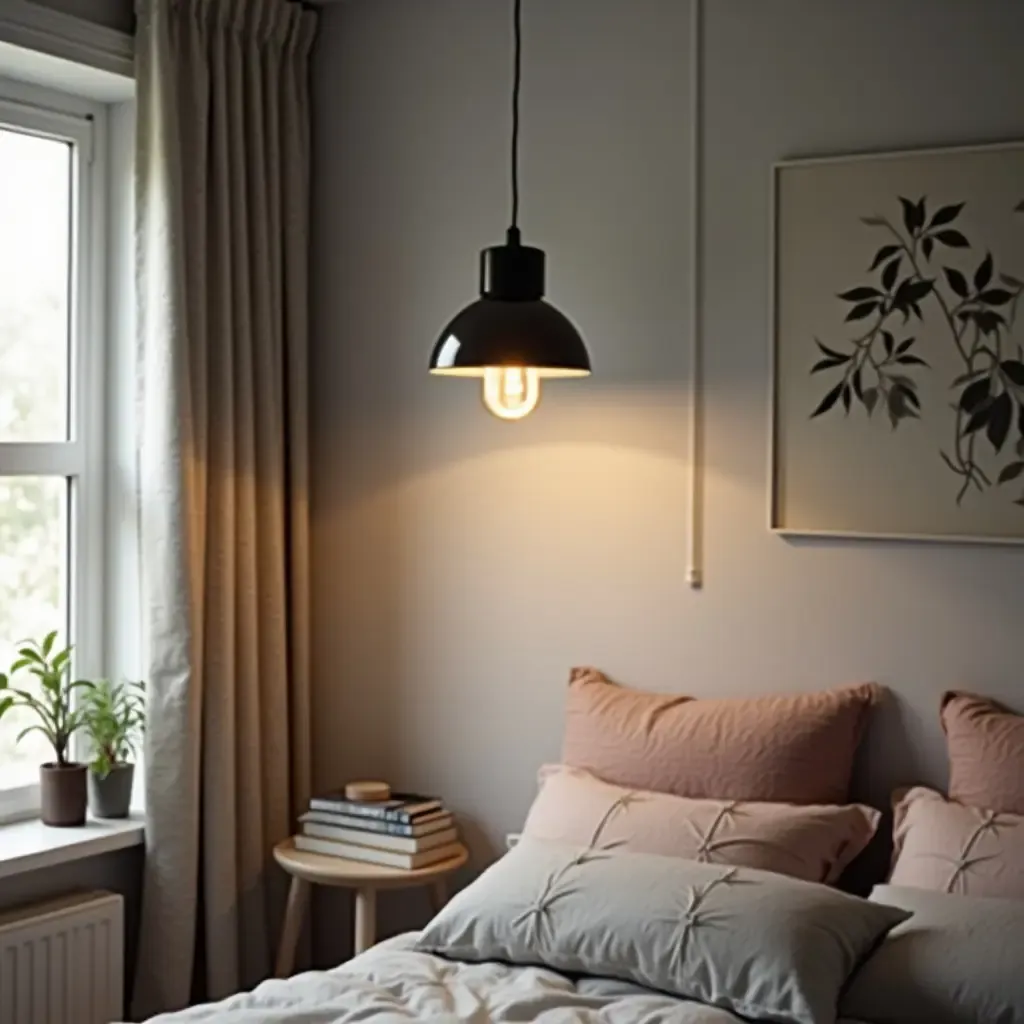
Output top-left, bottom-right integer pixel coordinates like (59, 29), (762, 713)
(144, 677), (1024, 1024)
(145, 933), (867, 1024)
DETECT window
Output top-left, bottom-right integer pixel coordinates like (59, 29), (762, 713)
(0, 78), (107, 822)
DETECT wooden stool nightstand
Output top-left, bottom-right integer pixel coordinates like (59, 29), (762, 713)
(272, 836), (469, 977)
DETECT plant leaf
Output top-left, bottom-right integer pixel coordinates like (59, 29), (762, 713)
(861, 215), (886, 227)
(914, 198), (927, 230)
(898, 384), (921, 411)
(929, 201), (965, 228)
(921, 237), (934, 262)
(899, 197), (918, 234)
(868, 244), (900, 271)
(977, 310), (1006, 336)
(978, 289), (1014, 307)
(811, 382), (844, 419)
(986, 393), (1013, 453)
(882, 258), (902, 292)
(898, 355), (929, 366)
(896, 337), (915, 355)
(852, 367), (864, 401)
(863, 387), (879, 416)
(944, 267), (969, 298)
(815, 339), (848, 361)
(934, 229), (969, 248)
(845, 301), (878, 322)
(975, 252), (994, 291)
(1001, 360), (1024, 386)
(1016, 200), (1024, 214)
(964, 404), (992, 435)
(998, 462), (1024, 485)
(959, 377), (990, 413)
(811, 357), (847, 373)
(904, 279), (935, 303)
(883, 332), (895, 358)
(842, 384), (852, 413)
(838, 286), (882, 302)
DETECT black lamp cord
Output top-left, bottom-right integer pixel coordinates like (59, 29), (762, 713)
(509, 0), (522, 244)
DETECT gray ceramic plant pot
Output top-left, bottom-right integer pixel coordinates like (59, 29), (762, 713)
(88, 763), (135, 819)
(40, 763), (87, 827)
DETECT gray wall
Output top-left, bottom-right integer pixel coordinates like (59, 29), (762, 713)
(310, 0), (1024, 955)
(29, 0), (133, 35)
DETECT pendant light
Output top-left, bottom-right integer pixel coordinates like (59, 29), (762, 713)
(428, 0), (591, 420)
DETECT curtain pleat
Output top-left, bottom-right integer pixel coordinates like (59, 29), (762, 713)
(132, 0), (316, 1014)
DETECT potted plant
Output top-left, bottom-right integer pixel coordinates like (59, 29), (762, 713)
(0, 632), (91, 826)
(82, 678), (145, 819)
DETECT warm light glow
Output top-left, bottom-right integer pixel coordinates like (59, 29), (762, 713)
(483, 366), (540, 420)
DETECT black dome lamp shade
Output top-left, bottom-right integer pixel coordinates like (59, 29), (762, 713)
(428, 0), (591, 420)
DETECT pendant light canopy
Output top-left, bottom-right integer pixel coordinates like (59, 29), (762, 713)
(429, 0), (591, 420)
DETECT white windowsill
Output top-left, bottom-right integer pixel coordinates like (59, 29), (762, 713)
(0, 814), (144, 881)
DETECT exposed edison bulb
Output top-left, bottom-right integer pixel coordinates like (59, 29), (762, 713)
(482, 366), (540, 420)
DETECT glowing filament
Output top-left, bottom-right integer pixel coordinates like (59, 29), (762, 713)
(483, 366), (540, 420)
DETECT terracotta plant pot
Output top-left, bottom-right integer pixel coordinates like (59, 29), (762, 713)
(40, 763), (87, 827)
(88, 763), (135, 819)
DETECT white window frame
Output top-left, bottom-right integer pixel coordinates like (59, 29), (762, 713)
(0, 75), (107, 824)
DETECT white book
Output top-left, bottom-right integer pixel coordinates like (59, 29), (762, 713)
(294, 834), (463, 870)
(302, 820), (458, 854)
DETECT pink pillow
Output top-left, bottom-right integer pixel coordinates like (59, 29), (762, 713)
(522, 764), (880, 884)
(942, 691), (1024, 815)
(890, 787), (1024, 899)
(562, 668), (882, 804)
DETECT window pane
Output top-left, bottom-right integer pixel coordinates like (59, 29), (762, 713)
(0, 127), (71, 442)
(0, 477), (67, 789)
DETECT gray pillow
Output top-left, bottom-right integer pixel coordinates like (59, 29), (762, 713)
(842, 884), (1024, 1024)
(416, 839), (908, 1024)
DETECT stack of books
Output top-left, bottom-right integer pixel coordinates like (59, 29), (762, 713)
(294, 791), (461, 869)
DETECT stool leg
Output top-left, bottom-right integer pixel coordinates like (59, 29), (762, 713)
(276, 876), (310, 978)
(353, 886), (376, 955)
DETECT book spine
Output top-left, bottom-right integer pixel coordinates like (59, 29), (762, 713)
(311, 801), (389, 820)
(327, 818), (418, 836)
(311, 801), (424, 823)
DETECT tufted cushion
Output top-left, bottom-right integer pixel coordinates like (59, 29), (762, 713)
(562, 668), (882, 804)
(889, 786), (1024, 898)
(417, 839), (908, 1024)
(522, 764), (879, 884)
(842, 884), (1024, 1024)
(941, 690), (1024, 815)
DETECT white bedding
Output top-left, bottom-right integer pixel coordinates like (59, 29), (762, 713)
(145, 933), (762, 1023)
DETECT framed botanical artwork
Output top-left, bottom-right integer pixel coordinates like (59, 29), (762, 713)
(771, 141), (1024, 543)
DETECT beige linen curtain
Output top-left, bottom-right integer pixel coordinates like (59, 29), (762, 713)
(132, 0), (316, 1014)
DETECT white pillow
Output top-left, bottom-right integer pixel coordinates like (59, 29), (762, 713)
(842, 884), (1024, 1024)
(417, 839), (908, 1024)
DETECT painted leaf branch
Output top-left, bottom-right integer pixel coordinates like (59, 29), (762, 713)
(809, 196), (1024, 507)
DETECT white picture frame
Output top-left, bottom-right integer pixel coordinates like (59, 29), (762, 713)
(770, 141), (1024, 545)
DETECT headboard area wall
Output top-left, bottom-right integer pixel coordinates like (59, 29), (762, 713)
(309, 0), (1024, 960)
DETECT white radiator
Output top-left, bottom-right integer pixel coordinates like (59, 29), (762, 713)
(0, 891), (123, 1024)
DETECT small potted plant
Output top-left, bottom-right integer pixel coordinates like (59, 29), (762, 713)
(82, 678), (145, 819)
(0, 632), (91, 827)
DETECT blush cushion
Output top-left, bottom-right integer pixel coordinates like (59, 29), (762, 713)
(941, 690), (1024, 815)
(522, 764), (880, 884)
(889, 786), (1024, 899)
(562, 668), (882, 804)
